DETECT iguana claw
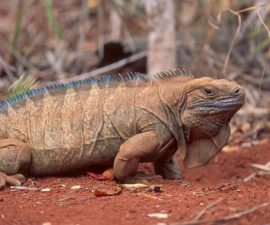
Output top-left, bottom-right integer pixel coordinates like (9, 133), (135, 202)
(0, 172), (26, 190)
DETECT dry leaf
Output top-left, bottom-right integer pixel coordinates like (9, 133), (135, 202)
(92, 186), (122, 197)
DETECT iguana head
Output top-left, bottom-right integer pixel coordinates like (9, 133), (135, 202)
(180, 77), (245, 168)
(181, 77), (245, 137)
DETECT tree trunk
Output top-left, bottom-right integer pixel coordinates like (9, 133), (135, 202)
(145, 0), (176, 76)
(110, 0), (123, 41)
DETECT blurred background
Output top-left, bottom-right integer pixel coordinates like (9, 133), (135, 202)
(0, 0), (269, 147)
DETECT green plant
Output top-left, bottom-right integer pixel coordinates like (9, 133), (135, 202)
(8, 74), (38, 99)
(43, 0), (61, 39)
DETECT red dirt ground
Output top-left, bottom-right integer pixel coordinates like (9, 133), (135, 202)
(1, 143), (270, 225)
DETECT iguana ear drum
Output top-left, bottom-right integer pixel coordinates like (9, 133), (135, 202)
(184, 124), (230, 168)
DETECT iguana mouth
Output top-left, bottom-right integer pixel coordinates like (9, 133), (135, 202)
(189, 95), (245, 115)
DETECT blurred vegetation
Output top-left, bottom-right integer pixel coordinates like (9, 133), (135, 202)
(0, 0), (269, 90)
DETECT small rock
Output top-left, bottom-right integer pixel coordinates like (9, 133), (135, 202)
(181, 182), (191, 188)
(240, 122), (251, 132)
(222, 145), (240, 152)
(70, 185), (81, 191)
(41, 188), (52, 192)
(147, 213), (168, 219)
(120, 183), (149, 190)
(217, 183), (238, 192)
(35, 201), (43, 205)
(146, 185), (163, 193)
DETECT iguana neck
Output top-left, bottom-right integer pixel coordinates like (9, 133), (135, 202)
(155, 82), (188, 159)
(183, 126), (190, 143)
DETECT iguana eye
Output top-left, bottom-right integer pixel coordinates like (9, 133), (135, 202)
(202, 88), (214, 95)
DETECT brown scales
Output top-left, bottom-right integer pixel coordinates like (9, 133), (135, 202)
(0, 70), (245, 188)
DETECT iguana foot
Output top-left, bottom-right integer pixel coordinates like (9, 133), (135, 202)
(0, 172), (26, 190)
(118, 171), (161, 184)
(0, 138), (30, 190)
(0, 138), (30, 178)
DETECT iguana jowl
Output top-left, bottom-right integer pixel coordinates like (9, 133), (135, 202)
(0, 70), (245, 188)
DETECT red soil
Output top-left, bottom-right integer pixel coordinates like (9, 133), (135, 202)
(1, 143), (270, 225)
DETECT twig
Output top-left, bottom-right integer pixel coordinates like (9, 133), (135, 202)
(40, 39), (183, 86)
(243, 172), (257, 182)
(239, 10), (257, 40)
(257, 171), (270, 176)
(240, 73), (270, 91)
(0, 54), (16, 82)
(222, 9), (241, 75)
(256, 9), (270, 39)
(54, 197), (94, 206)
(97, 0), (104, 60)
(110, 0), (137, 51)
(205, 0), (220, 30)
(257, 53), (270, 77)
(236, 2), (269, 14)
(12, 0), (25, 49)
(213, 2), (270, 75)
(0, 36), (34, 71)
(259, 67), (265, 93)
(10, 186), (38, 191)
(42, 50), (147, 86)
(172, 202), (270, 225)
(251, 162), (270, 172)
(76, 0), (88, 65)
(192, 198), (223, 221)
(24, 33), (44, 58)
(45, 47), (66, 80)
(256, 8), (270, 81)
(43, 0), (61, 39)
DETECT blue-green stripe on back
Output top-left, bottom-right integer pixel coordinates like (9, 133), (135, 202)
(0, 68), (191, 111)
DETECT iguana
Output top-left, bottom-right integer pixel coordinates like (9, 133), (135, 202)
(0, 69), (245, 189)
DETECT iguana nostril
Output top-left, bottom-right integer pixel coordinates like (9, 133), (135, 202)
(234, 87), (240, 94)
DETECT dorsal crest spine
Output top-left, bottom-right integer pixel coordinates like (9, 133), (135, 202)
(0, 68), (192, 111)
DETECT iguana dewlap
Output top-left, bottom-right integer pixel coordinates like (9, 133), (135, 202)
(0, 70), (245, 188)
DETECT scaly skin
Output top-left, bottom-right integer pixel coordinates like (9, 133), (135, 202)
(0, 72), (245, 188)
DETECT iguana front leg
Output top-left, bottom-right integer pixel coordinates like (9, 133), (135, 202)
(153, 138), (182, 180)
(113, 131), (171, 183)
(0, 138), (31, 189)
(154, 155), (182, 180)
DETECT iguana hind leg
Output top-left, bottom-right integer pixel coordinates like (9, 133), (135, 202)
(0, 138), (30, 189)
